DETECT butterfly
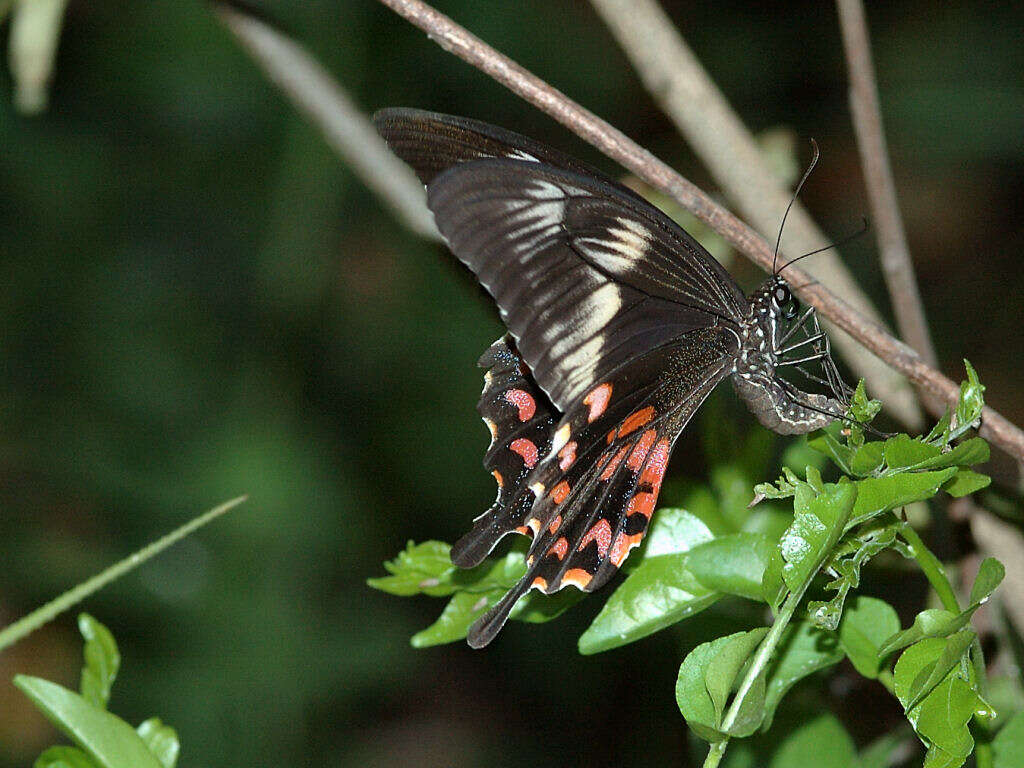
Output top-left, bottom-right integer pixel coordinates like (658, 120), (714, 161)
(374, 108), (852, 648)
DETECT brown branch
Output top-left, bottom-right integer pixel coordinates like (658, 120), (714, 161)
(214, 2), (439, 241)
(588, 0), (920, 427)
(373, 0), (1024, 462)
(836, 0), (937, 371)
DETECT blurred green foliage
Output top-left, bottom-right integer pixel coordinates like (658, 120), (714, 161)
(1, 1), (1022, 766)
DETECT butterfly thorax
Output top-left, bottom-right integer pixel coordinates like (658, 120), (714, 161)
(731, 276), (843, 435)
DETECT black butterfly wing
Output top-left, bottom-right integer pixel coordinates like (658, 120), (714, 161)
(465, 326), (737, 648)
(451, 334), (558, 569)
(426, 158), (747, 410)
(374, 107), (611, 186)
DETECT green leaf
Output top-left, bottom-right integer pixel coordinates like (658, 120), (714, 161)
(686, 533), (774, 602)
(848, 468), (957, 528)
(839, 596), (901, 678)
(579, 555), (719, 654)
(77, 615), (119, 710)
(366, 540), (457, 596)
(762, 621), (843, 729)
(952, 360), (985, 440)
(579, 509), (720, 654)
(894, 638), (991, 768)
(642, 507), (718, 558)
(849, 380), (882, 424)
(904, 630), (977, 711)
(884, 435), (942, 469)
(914, 438), (989, 470)
(993, 711), (1024, 768)
(411, 589), (502, 647)
(779, 483), (856, 594)
(810, 515), (902, 630)
(676, 628), (769, 742)
(769, 714), (857, 768)
(850, 442), (885, 476)
(712, 465), (758, 531)
(761, 551), (786, 614)
(877, 608), (975, 659)
(969, 557), (1005, 606)
(14, 677), (165, 768)
(135, 719), (179, 768)
(807, 426), (853, 475)
(924, 410), (952, 444)
(942, 469), (991, 497)
(34, 747), (101, 768)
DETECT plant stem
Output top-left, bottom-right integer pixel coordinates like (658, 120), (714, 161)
(701, 739), (728, 768)
(877, 668), (896, 695)
(901, 525), (960, 613)
(703, 583), (806, 767)
(0, 496), (248, 652)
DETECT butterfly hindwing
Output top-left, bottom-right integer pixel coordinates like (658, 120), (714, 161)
(466, 326), (736, 648)
(450, 335), (557, 568)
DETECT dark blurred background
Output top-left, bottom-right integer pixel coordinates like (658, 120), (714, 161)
(0, 1), (1021, 766)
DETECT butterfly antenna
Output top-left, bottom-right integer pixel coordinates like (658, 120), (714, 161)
(779, 217), (870, 275)
(773, 138), (821, 275)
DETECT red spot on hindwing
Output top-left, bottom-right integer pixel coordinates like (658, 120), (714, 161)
(618, 406), (656, 437)
(547, 514), (562, 534)
(627, 429), (657, 470)
(584, 383), (613, 422)
(504, 389), (536, 421)
(641, 439), (671, 490)
(599, 445), (630, 481)
(550, 481), (570, 504)
(509, 438), (539, 468)
(578, 518), (613, 557)
(491, 469), (503, 488)
(558, 441), (577, 471)
(549, 537), (569, 560)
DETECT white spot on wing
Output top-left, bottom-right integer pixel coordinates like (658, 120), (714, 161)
(551, 423), (571, 455)
(548, 282), (622, 361)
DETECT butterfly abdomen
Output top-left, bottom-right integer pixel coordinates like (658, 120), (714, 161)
(449, 335), (559, 568)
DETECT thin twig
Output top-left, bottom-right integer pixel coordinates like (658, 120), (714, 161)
(588, 0), (919, 427)
(214, 3), (439, 241)
(836, 0), (937, 371)
(372, 0), (1024, 463)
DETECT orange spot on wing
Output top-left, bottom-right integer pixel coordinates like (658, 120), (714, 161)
(491, 469), (503, 488)
(515, 525), (530, 536)
(558, 441), (577, 471)
(609, 532), (645, 567)
(509, 438), (539, 468)
(606, 428), (617, 444)
(562, 568), (593, 589)
(531, 576), (548, 590)
(550, 481), (570, 504)
(627, 429), (657, 470)
(584, 383), (613, 422)
(599, 445), (630, 481)
(504, 389), (536, 421)
(641, 439), (671, 490)
(549, 536), (569, 560)
(578, 518), (613, 557)
(627, 491), (657, 519)
(547, 514), (562, 534)
(618, 406), (656, 437)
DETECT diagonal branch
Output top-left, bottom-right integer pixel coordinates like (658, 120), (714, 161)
(836, 0), (937, 371)
(588, 0), (920, 427)
(214, 2), (439, 242)
(374, 0), (1024, 462)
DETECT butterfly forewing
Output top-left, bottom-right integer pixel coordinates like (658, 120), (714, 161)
(427, 159), (745, 410)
